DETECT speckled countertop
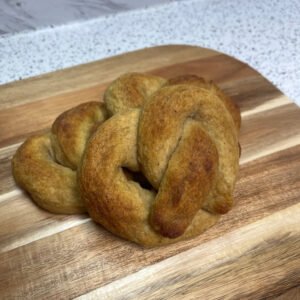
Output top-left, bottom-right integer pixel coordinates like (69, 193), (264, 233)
(0, 0), (299, 105)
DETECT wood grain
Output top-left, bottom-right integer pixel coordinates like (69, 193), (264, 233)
(0, 45), (299, 299)
(1, 142), (300, 299)
(240, 103), (300, 163)
(0, 191), (89, 253)
(78, 203), (300, 300)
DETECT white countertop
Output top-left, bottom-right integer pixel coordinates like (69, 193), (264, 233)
(1, 0), (299, 106)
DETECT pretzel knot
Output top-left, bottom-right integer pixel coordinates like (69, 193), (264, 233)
(12, 102), (108, 214)
(79, 73), (241, 246)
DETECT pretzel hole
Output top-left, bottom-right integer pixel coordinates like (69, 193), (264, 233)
(122, 167), (153, 191)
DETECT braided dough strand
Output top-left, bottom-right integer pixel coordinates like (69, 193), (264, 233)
(78, 110), (219, 246)
(79, 73), (241, 246)
(51, 101), (108, 170)
(12, 101), (108, 214)
(138, 84), (240, 218)
(12, 134), (85, 214)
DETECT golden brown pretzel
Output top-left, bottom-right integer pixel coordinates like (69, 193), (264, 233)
(11, 72), (240, 246)
(12, 101), (108, 214)
(79, 110), (219, 246)
(79, 73), (241, 246)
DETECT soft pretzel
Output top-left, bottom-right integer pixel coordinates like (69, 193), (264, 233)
(12, 102), (108, 214)
(78, 110), (220, 246)
(11, 72), (240, 246)
(79, 73), (241, 246)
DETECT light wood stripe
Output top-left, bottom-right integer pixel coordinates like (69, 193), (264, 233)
(0, 142), (21, 159)
(241, 95), (291, 117)
(0, 185), (91, 254)
(0, 217), (90, 254)
(239, 103), (300, 165)
(0, 189), (22, 204)
(241, 134), (300, 164)
(78, 203), (300, 300)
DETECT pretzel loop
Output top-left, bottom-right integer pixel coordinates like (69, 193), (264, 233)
(12, 102), (108, 214)
(78, 110), (220, 246)
(12, 73), (240, 247)
(78, 73), (241, 246)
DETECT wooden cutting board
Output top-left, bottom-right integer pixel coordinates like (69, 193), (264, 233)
(0, 45), (300, 300)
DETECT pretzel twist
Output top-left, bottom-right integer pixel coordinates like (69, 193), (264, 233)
(12, 102), (108, 214)
(78, 73), (241, 246)
(12, 72), (240, 246)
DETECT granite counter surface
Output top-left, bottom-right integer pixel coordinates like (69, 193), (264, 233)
(0, 0), (299, 105)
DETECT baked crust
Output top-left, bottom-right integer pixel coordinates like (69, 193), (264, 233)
(12, 133), (85, 214)
(79, 73), (241, 246)
(12, 72), (241, 246)
(78, 110), (220, 246)
(12, 101), (108, 214)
